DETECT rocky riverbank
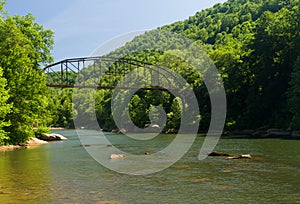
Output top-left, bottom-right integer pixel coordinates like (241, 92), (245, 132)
(227, 128), (300, 138)
(104, 127), (300, 138)
(0, 138), (48, 151)
(0, 133), (67, 152)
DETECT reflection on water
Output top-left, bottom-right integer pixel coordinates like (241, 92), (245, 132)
(0, 130), (299, 203)
(0, 145), (51, 203)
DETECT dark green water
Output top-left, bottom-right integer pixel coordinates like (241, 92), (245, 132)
(0, 130), (299, 203)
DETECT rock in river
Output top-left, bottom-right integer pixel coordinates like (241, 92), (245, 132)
(37, 133), (67, 141)
(208, 152), (230, 157)
(208, 152), (252, 159)
(110, 154), (125, 160)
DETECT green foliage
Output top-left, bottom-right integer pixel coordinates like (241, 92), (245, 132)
(0, 67), (11, 145)
(162, 0), (287, 44)
(288, 57), (300, 129)
(12, 14), (54, 66)
(167, 97), (182, 130)
(241, 5), (300, 128)
(0, 8), (54, 144)
(46, 0), (300, 132)
(129, 94), (149, 128)
(47, 89), (75, 128)
(34, 126), (50, 136)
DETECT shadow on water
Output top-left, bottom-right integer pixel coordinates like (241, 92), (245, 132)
(221, 134), (300, 140)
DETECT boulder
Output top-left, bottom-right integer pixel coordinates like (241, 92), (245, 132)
(37, 133), (67, 141)
(150, 124), (160, 128)
(228, 154), (252, 159)
(240, 154), (252, 158)
(118, 128), (127, 133)
(110, 154), (125, 160)
(291, 131), (300, 137)
(28, 138), (48, 145)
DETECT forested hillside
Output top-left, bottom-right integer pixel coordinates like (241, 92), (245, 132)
(162, 0), (300, 129)
(48, 0), (300, 132)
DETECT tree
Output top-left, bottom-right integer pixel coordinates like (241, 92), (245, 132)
(129, 94), (148, 128)
(167, 97), (182, 130)
(243, 7), (299, 128)
(0, 67), (11, 145)
(47, 89), (75, 128)
(288, 57), (300, 129)
(0, 13), (54, 144)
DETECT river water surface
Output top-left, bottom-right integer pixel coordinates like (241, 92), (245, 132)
(0, 130), (299, 203)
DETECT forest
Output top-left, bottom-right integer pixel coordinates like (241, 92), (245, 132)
(0, 0), (299, 145)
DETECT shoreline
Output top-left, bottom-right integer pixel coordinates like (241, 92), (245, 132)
(0, 138), (48, 152)
(0, 145), (24, 151)
(71, 127), (300, 139)
(50, 127), (67, 130)
(0, 132), (67, 152)
(1, 128), (299, 152)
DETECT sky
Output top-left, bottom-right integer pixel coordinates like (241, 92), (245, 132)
(5, 0), (226, 62)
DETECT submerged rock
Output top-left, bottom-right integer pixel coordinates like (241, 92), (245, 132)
(208, 152), (230, 157)
(80, 144), (91, 147)
(208, 152), (252, 159)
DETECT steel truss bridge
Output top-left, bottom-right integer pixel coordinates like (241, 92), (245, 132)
(44, 56), (180, 91)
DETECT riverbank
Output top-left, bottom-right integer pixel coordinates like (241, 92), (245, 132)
(0, 132), (67, 152)
(0, 138), (48, 152)
(225, 128), (300, 139)
(103, 127), (300, 139)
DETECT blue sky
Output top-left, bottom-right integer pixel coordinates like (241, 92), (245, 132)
(5, 0), (226, 62)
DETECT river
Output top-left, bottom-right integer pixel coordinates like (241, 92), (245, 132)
(0, 130), (299, 203)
